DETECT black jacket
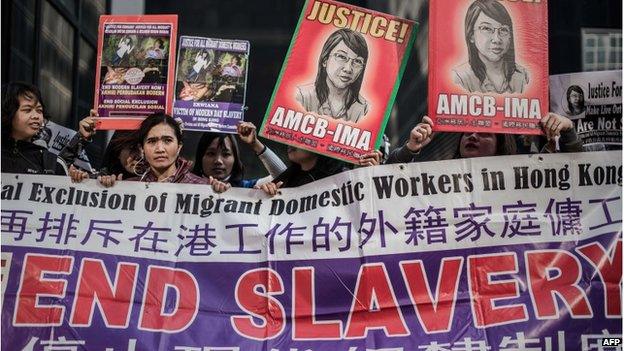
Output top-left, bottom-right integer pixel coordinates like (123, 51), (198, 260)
(1, 138), (67, 175)
(274, 156), (350, 188)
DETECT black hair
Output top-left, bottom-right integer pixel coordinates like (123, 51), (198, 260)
(192, 133), (244, 184)
(456, 132), (517, 158)
(465, 0), (518, 85)
(100, 131), (141, 178)
(274, 152), (349, 188)
(315, 29), (369, 113)
(135, 113), (183, 146)
(566, 85), (585, 114)
(1, 82), (45, 140)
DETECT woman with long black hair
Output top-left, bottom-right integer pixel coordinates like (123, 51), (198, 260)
(453, 0), (529, 94)
(296, 28), (370, 123)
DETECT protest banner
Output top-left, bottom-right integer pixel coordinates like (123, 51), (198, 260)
(41, 121), (93, 172)
(550, 70), (622, 150)
(94, 15), (178, 130)
(259, 0), (417, 163)
(429, 0), (549, 135)
(173, 36), (250, 133)
(1, 151), (621, 350)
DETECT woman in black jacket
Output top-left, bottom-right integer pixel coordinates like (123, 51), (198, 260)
(258, 147), (381, 195)
(1, 82), (67, 175)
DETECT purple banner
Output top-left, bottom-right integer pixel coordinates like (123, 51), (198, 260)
(173, 100), (244, 133)
(1, 152), (622, 350)
(2, 236), (621, 350)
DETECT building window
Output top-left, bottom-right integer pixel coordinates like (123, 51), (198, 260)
(582, 28), (622, 71)
(40, 1), (75, 125)
(2, 0), (108, 127)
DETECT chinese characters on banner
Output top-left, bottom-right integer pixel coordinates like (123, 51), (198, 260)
(259, 0), (417, 163)
(429, 0), (549, 134)
(550, 70), (622, 150)
(94, 15), (178, 130)
(173, 36), (250, 133)
(1, 151), (622, 350)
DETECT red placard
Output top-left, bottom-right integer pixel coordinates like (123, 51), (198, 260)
(94, 15), (178, 130)
(259, 0), (417, 163)
(429, 0), (548, 134)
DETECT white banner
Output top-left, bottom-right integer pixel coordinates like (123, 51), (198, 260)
(2, 151), (621, 263)
(550, 70), (622, 149)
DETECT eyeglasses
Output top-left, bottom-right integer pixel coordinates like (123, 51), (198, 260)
(476, 24), (511, 38)
(331, 52), (365, 69)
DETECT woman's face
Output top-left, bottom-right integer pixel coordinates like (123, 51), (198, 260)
(202, 137), (235, 180)
(324, 40), (365, 90)
(569, 91), (582, 108)
(459, 132), (498, 158)
(287, 146), (316, 165)
(472, 12), (511, 63)
(142, 123), (181, 173)
(12, 95), (44, 141)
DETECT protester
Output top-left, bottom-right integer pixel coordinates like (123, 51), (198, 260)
(67, 109), (140, 182)
(1, 82), (67, 175)
(192, 121), (286, 188)
(70, 113), (228, 190)
(68, 130), (143, 184)
(128, 113), (231, 188)
(386, 113), (581, 163)
(257, 147), (382, 196)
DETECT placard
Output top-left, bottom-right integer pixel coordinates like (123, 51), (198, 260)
(429, 0), (548, 134)
(173, 36), (250, 133)
(94, 15), (178, 130)
(550, 70), (622, 150)
(259, 0), (417, 163)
